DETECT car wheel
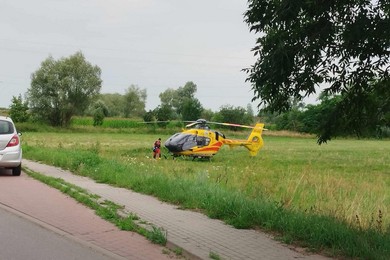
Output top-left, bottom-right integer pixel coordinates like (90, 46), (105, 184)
(12, 164), (21, 176)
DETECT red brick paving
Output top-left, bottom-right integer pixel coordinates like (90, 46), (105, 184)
(0, 169), (173, 260)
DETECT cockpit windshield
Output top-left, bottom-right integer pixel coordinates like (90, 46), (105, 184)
(165, 133), (197, 151)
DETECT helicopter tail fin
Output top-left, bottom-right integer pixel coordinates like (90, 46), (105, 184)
(223, 123), (265, 156)
(245, 123), (264, 156)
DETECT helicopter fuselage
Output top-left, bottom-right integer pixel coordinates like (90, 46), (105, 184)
(164, 128), (225, 158)
(164, 121), (265, 158)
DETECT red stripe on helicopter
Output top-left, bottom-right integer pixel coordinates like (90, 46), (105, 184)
(196, 142), (223, 152)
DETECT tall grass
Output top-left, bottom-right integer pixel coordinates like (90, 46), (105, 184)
(21, 131), (390, 259)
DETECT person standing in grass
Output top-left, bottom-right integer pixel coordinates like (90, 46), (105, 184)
(153, 138), (162, 159)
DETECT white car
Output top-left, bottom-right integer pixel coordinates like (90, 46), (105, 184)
(0, 116), (22, 176)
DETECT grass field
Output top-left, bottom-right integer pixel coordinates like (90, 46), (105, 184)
(20, 129), (390, 259)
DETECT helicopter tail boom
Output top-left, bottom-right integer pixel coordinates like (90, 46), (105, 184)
(222, 123), (265, 156)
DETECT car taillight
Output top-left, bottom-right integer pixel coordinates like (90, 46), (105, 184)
(7, 134), (20, 147)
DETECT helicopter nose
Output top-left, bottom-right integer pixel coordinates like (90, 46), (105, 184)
(164, 140), (183, 152)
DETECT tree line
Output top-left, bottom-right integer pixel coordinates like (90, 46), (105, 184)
(260, 92), (390, 140)
(8, 52), (255, 129)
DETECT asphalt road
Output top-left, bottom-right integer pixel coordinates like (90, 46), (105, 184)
(0, 205), (115, 260)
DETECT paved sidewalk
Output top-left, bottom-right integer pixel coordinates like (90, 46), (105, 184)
(0, 168), (172, 260)
(23, 159), (330, 260)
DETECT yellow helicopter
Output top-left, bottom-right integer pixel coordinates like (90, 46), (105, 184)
(164, 119), (265, 159)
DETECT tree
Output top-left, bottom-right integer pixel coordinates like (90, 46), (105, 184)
(213, 105), (253, 130)
(143, 110), (155, 122)
(159, 81), (200, 119)
(313, 85), (390, 141)
(9, 95), (29, 123)
(154, 104), (175, 126)
(123, 85), (147, 118)
(181, 97), (203, 121)
(27, 52), (102, 126)
(244, 0), (390, 142)
(99, 93), (125, 117)
(246, 103), (255, 118)
(200, 109), (215, 121)
(159, 88), (177, 109)
(305, 94), (345, 139)
(92, 100), (109, 126)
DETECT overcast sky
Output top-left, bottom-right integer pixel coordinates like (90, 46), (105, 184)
(1, 0), (260, 112)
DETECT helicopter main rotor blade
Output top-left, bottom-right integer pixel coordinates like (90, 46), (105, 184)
(185, 122), (198, 128)
(184, 119), (265, 130)
(207, 121), (255, 129)
(138, 121), (172, 124)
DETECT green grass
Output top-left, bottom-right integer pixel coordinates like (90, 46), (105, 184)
(209, 251), (221, 260)
(21, 130), (390, 259)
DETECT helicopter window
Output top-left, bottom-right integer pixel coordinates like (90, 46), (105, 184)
(182, 135), (197, 150)
(196, 136), (210, 147)
(171, 133), (180, 139)
(215, 131), (225, 140)
(171, 133), (189, 143)
(196, 136), (203, 146)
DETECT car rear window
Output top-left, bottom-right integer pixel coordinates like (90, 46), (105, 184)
(0, 120), (14, 134)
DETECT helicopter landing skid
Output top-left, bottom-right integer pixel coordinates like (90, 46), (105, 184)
(191, 155), (212, 161)
(169, 154), (213, 161)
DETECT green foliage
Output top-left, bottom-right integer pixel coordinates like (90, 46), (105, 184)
(209, 252), (221, 260)
(213, 105), (253, 129)
(154, 104), (176, 122)
(123, 85), (147, 118)
(91, 100), (108, 126)
(200, 108), (215, 121)
(99, 93), (125, 117)
(244, 0), (390, 143)
(181, 97), (203, 121)
(274, 109), (304, 132)
(14, 122), (57, 132)
(316, 81), (390, 142)
(71, 117), (94, 127)
(93, 109), (104, 126)
(159, 81), (203, 120)
(246, 103), (255, 117)
(91, 100), (109, 116)
(100, 118), (143, 129)
(9, 94), (30, 123)
(146, 226), (167, 245)
(143, 110), (155, 122)
(89, 87), (147, 119)
(173, 247), (183, 256)
(267, 92), (390, 140)
(27, 51), (102, 126)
